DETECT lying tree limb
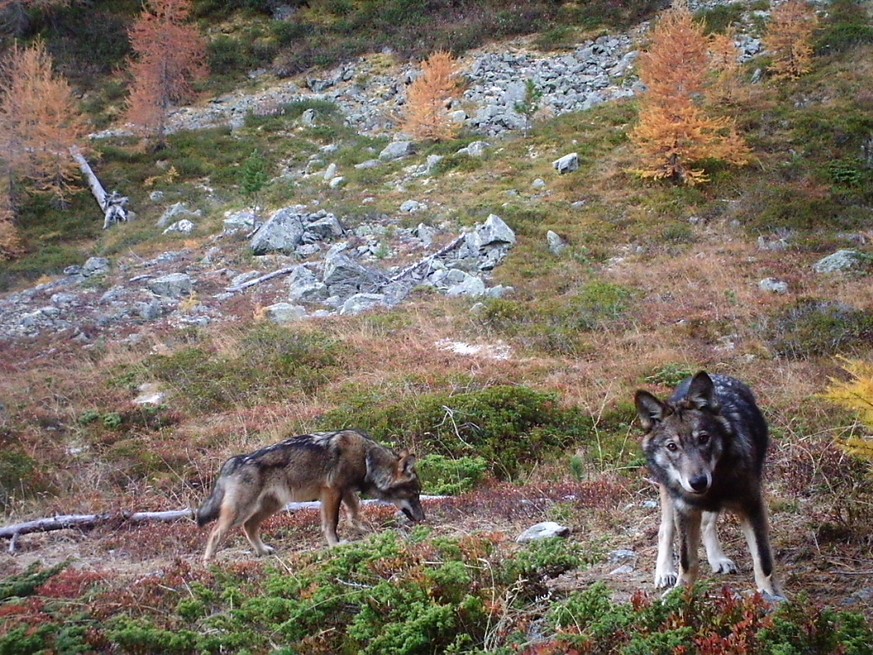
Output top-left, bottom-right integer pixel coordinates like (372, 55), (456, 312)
(70, 146), (131, 229)
(224, 265), (299, 293)
(384, 233), (466, 285)
(0, 496), (445, 552)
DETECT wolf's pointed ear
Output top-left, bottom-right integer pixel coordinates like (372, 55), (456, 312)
(635, 391), (668, 430)
(686, 371), (720, 412)
(396, 450), (417, 477)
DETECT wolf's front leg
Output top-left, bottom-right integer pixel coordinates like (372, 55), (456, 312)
(654, 485), (678, 588)
(342, 490), (367, 534)
(739, 500), (782, 597)
(320, 488), (343, 547)
(675, 506), (702, 588)
(702, 511), (738, 574)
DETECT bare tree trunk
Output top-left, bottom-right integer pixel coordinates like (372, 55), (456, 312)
(0, 496), (445, 553)
(70, 147), (131, 229)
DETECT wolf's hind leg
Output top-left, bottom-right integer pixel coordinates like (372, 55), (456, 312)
(203, 507), (239, 563)
(702, 511), (738, 574)
(242, 496), (281, 556)
(654, 485), (678, 588)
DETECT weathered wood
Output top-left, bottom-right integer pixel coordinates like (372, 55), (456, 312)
(0, 509), (194, 541)
(384, 233), (466, 285)
(0, 496), (445, 549)
(224, 265), (299, 293)
(70, 147), (130, 229)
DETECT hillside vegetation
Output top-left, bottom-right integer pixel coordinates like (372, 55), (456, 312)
(0, 0), (872, 652)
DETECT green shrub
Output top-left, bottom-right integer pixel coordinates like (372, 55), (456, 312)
(240, 149), (270, 200)
(0, 449), (42, 508)
(417, 455), (488, 495)
(505, 538), (590, 583)
(321, 384), (591, 479)
(0, 562), (66, 601)
(827, 158), (870, 187)
(766, 300), (873, 360)
(696, 3), (746, 34)
(142, 326), (344, 414)
(643, 363), (697, 388)
(815, 0), (873, 54)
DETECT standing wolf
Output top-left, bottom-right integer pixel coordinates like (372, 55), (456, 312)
(634, 371), (782, 595)
(196, 429), (425, 563)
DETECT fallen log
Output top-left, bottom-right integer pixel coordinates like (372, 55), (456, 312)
(70, 147), (131, 229)
(384, 233), (466, 285)
(0, 496), (445, 552)
(224, 265), (298, 293)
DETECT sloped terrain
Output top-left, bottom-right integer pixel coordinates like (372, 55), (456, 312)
(0, 0), (872, 651)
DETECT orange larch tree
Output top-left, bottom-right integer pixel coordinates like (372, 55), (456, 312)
(0, 40), (89, 201)
(764, 0), (819, 80)
(404, 51), (462, 142)
(707, 26), (747, 105)
(630, 0), (751, 185)
(124, 0), (208, 145)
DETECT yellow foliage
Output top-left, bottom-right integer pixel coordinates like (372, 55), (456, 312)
(630, 1), (750, 185)
(822, 357), (873, 466)
(707, 26), (748, 105)
(0, 40), (89, 201)
(403, 51), (462, 142)
(764, 0), (819, 79)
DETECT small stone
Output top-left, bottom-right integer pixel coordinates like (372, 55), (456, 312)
(82, 257), (110, 277)
(147, 273), (193, 298)
(759, 278), (789, 294)
(339, 293), (386, 316)
(609, 549), (637, 564)
(546, 230), (568, 255)
(400, 200), (427, 213)
(162, 219), (195, 235)
(813, 249), (867, 274)
(553, 152), (579, 174)
(379, 141), (416, 161)
(263, 303), (307, 324)
(134, 383), (167, 407)
(516, 522), (571, 543)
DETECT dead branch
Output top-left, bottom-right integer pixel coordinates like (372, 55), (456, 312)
(70, 147), (131, 229)
(0, 496), (445, 552)
(224, 265), (299, 293)
(384, 233), (466, 285)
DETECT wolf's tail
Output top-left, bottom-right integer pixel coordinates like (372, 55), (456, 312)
(196, 458), (239, 527)
(196, 482), (224, 527)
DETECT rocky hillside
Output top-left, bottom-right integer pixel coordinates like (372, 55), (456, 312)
(0, 0), (872, 652)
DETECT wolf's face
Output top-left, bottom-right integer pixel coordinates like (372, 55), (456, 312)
(635, 372), (732, 496)
(368, 450), (426, 522)
(639, 403), (729, 495)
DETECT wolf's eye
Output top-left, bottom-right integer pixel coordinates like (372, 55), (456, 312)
(698, 433), (710, 445)
(666, 442), (678, 452)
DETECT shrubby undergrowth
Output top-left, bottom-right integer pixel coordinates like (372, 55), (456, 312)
(1, 542), (869, 654)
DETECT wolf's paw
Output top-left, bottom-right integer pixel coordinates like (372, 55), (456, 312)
(709, 556), (738, 574)
(654, 570), (678, 588)
(256, 544), (276, 556)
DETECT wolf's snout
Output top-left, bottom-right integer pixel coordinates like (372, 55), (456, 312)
(689, 475), (710, 493)
(400, 500), (426, 522)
